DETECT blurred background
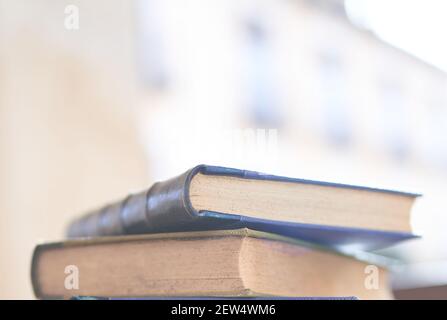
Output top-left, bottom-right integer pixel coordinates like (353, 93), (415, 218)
(1, 0), (447, 299)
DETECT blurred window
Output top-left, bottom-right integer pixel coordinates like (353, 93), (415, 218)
(318, 49), (352, 148)
(136, 0), (170, 89)
(243, 18), (282, 128)
(378, 78), (410, 162)
(426, 89), (447, 170)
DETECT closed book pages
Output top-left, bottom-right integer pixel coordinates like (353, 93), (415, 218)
(67, 165), (419, 250)
(32, 229), (392, 299)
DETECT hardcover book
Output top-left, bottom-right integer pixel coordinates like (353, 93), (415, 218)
(66, 164), (419, 250)
(32, 229), (391, 299)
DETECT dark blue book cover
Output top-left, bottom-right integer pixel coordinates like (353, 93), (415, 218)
(66, 164), (420, 251)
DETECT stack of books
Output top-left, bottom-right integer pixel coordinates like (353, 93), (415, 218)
(31, 165), (419, 299)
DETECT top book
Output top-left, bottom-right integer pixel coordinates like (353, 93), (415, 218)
(67, 164), (419, 250)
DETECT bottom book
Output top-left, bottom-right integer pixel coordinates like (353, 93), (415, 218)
(31, 229), (392, 299)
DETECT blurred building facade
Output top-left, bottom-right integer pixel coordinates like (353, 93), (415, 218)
(138, 0), (447, 177)
(0, 0), (446, 298)
(137, 0), (447, 290)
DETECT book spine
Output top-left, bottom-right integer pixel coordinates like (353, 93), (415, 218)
(66, 168), (199, 238)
